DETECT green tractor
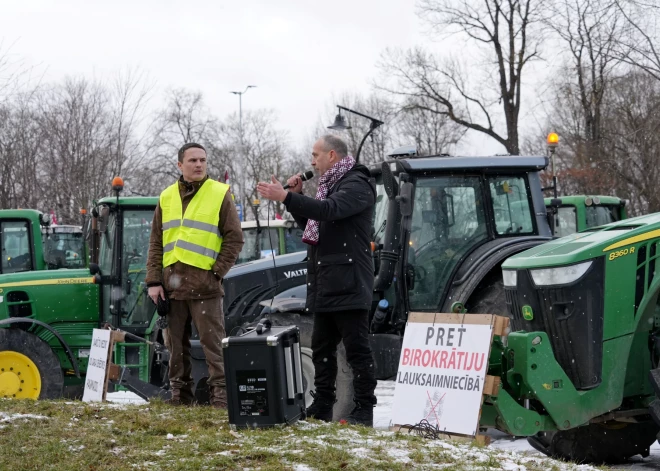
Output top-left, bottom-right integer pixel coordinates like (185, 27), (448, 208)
(0, 210), (86, 274)
(545, 195), (627, 237)
(486, 212), (660, 463)
(0, 197), (158, 399)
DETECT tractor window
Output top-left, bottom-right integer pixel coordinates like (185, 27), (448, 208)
(284, 227), (306, 254)
(121, 210), (155, 327)
(373, 184), (389, 245)
(585, 205), (620, 228)
(99, 211), (117, 324)
(489, 177), (534, 235)
(553, 206), (577, 237)
(43, 229), (85, 269)
(408, 176), (488, 310)
(237, 228), (279, 264)
(1, 220), (32, 274)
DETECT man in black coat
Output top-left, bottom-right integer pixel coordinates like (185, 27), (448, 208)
(257, 134), (377, 426)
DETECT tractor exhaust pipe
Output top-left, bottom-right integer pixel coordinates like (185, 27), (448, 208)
(374, 162), (401, 293)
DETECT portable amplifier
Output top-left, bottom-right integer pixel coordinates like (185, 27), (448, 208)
(222, 322), (306, 429)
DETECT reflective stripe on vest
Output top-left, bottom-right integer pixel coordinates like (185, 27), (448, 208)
(160, 179), (229, 270)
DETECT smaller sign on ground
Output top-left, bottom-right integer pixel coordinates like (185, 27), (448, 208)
(391, 312), (501, 437)
(82, 328), (112, 403)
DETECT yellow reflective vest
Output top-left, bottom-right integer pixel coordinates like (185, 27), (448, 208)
(160, 179), (229, 270)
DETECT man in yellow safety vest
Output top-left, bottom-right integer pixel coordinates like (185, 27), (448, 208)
(146, 142), (244, 408)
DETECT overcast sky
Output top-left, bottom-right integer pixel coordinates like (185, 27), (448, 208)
(2, 0), (522, 156)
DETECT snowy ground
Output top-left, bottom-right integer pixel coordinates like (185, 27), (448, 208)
(108, 380), (660, 470)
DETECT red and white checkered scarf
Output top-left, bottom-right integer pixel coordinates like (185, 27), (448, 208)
(302, 155), (356, 245)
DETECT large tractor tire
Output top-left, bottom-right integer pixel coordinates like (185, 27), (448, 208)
(528, 420), (659, 464)
(0, 328), (64, 400)
(466, 273), (507, 316)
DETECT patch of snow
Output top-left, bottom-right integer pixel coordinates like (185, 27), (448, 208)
(105, 391), (148, 405)
(0, 412), (48, 423)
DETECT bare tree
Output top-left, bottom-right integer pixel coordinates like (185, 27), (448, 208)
(605, 71), (660, 214)
(395, 96), (466, 156)
(219, 109), (291, 220)
(614, 0), (660, 80)
(37, 78), (116, 223)
(107, 69), (155, 183)
(379, 0), (547, 155)
(143, 89), (222, 195)
(534, 0), (624, 195)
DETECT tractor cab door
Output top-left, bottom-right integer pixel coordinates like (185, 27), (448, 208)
(98, 206), (156, 333)
(0, 219), (34, 274)
(407, 175), (489, 310)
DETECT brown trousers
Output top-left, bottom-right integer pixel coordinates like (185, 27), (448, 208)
(163, 296), (226, 392)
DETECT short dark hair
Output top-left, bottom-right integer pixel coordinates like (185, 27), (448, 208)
(178, 142), (206, 162)
(319, 134), (348, 158)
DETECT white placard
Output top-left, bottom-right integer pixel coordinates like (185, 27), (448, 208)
(82, 328), (112, 402)
(391, 313), (494, 436)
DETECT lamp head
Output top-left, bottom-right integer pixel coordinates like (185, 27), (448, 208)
(327, 113), (351, 131)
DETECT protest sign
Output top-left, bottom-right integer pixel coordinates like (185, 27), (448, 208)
(391, 312), (507, 437)
(82, 328), (112, 402)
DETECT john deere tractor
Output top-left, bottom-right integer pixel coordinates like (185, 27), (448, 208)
(545, 194), (627, 237)
(0, 209), (86, 273)
(484, 213), (660, 463)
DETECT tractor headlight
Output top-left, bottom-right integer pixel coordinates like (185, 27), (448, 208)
(502, 269), (517, 287)
(530, 261), (592, 286)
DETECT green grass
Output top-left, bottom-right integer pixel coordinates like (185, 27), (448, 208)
(0, 399), (604, 470)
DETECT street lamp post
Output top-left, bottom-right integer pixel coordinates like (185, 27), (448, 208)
(327, 105), (384, 163)
(230, 85), (257, 221)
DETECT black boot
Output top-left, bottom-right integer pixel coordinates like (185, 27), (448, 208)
(343, 400), (374, 427)
(305, 391), (335, 422)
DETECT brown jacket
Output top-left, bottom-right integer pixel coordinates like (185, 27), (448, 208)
(145, 176), (244, 299)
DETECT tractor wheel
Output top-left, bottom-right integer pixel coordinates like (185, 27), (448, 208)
(0, 328), (64, 400)
(528, 420), (659, 464)
(466, 272), (507, 316)
(267, 313), (315, 407)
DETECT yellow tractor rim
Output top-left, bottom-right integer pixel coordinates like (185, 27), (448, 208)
(0, 351), (41, 399)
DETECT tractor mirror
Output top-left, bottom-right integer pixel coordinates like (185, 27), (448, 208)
(97, 205), (110, 233)
(381, 162), (398, 200)
(398, 182), (414, 217)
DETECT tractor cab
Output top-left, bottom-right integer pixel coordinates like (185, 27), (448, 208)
(545, 195), (627, 237)
(42, 225), (86, 269)
(372, 155), (552, 325)
(0, 209), (85, 273)
(90, 196), (158, 336)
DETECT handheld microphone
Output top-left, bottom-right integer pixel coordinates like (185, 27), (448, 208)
(283, 170), (314, 189)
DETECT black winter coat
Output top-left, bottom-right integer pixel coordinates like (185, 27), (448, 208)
(284, 164), (376, 313)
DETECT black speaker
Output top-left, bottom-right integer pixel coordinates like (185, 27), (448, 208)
(222, 322), (306, 429)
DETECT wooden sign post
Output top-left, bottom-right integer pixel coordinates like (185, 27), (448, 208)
(390, 312), (509, 441)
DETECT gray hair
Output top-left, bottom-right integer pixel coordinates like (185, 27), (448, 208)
(319, 134), (348, 158)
